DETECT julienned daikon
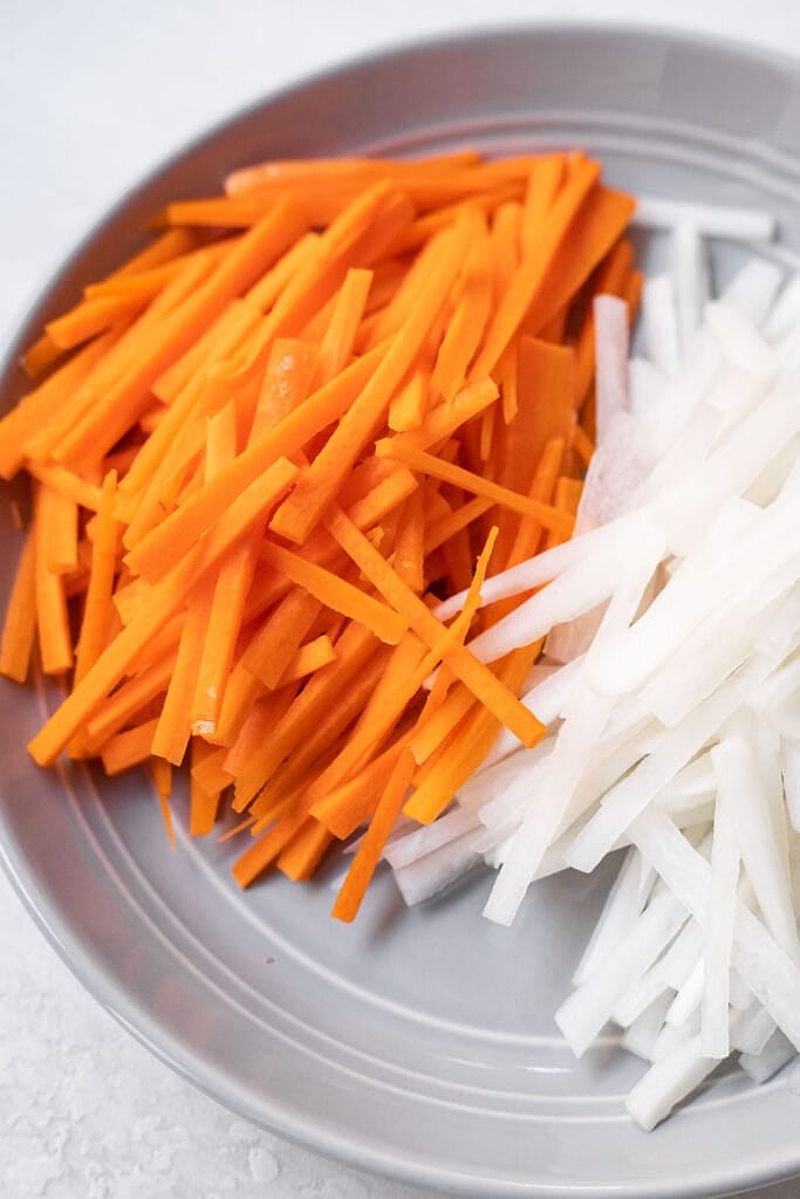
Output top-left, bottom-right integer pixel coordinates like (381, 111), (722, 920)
(387, 195), (800, 1129)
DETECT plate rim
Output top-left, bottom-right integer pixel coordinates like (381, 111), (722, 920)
(3, 21), (800, 1198)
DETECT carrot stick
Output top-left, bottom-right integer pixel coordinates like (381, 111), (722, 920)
(43, 488), (79, 575)
(84, 653), (175, 750)
(326, 508), (544, 749)
(470, 158), (601, 379)
(29, 456), (297, 765)
(392, 488), (426, 593)
(124, 341), (387, 581)
(261, 541), (408, 646)
(189, 738), (223, 835)
(431, 211), (492, 401)
(311, 739), (406, 837)
(388, 369), (428, 434)
(148, 757), (176, 849)
(277, 818), (333, 881)
(20, 332), (62, 380)
(33, 488), (73, 674)
(242, 586), (322, 689)
(269, 220), (472, 544)
(74, 471), (121, 685)
(55, 203), (306, 467)
(277, 634), (337, 684)
(375, 440), (574, 536)
(152, 578), (214, 765)
(0, 531), (37, 682)
(332, 748), (416, 922)
(101, 717), (158, 775)
(313, 268), (373, 386)
(110, 228), (197, 281)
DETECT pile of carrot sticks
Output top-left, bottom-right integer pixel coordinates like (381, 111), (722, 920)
(0, 149), (638, 921)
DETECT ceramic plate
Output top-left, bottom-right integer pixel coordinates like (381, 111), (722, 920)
(3, 25), (800, 1197)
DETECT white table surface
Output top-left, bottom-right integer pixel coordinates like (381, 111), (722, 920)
(3, 2), (800, 1196)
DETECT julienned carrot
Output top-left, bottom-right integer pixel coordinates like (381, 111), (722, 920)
(4, 149), (633, 913)
(148, 756), (176, 849)
(261, 541), (408, 646)
(269, 219), (473, 544)
(0, 531), (37, 682)
(101, 716), (158, 775)
(33, 487), (73, 674)
(278, 634), (337, 684)
(375, 441), (575, 537)
(74, 471), (121, 685)
(332, 748), (417, 922)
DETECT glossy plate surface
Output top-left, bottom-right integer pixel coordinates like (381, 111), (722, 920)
(3, 25), (800, 1197)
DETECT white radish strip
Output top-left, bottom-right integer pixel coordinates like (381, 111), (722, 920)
(566, 655), (776, 875)
(384, 807), (479, 870)
(554, 885), (688, 1057)
(780, 740), (800, 834)
(613, 917), (696, 1027)
(739, 1030), (796, 1084)
(704, 301), (777, 377)
(623, 992), (674, 1063)
(732, 1004), (776, 1056)
(573, 848), (655, 986)
(652, 1007), (701, 1061)
(672, 223), (709, 352)
(714, 736), (799, 963)
(632, 195), (775, 242)
(755, 719), (791, 883)
(655, 371), (800, 557)
(657, 754), (716, 801)
(392, 829), (484, 906)
(704, 366), (771, 432)
(594, 295), (630, 445)
(625, 1033), (720, 1131)
(628, 357), (668, 417)
(432, 513), (642, 620)
(730, 969), (752, 1011)
(484, 529), (664, 925)
(750, 652), (800, 714)
(701, 765), (739, 1059)
(627, 807), (800, 1051)
(764, 276), (800, 342)
(665, 957), (704, 1028)
(463, 738), (553, 825)
(476, 658), (582, 772)
(641, 275), (680, 375)
(720, 258), (784, 327)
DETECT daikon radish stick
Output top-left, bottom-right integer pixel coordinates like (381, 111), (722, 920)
(701, 761), (739, 1058)
(641, 275), (680, 375)
(573, 847), (656, 986)
(632, 195), (775, 242)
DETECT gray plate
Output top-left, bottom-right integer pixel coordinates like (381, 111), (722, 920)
(3, 24), (800, 1199)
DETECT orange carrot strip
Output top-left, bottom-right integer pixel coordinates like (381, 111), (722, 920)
(277, 818), (333, 881)
(232, 802), (310, 888)
(225, 151), (482, 194)
(83, 653), (174, 750)
(388, 369), (428, 433)
(33, 488), (73, 674)
(74, 471), (122, 685)
(109, 228), (197, 281)
(332, 748), (416, 922)
(24, 464), (104, 514)
(243, 586), (322, 689)
(423, 496), (493, 555)
(375, 440), (574, 536)
(224, 686), (298, 779)
(311, 740), (406, 838)
(470, 158), (602, 379)
(152, 578), (215, 765)
(387, 378), (499, 454)
(29, 457), (297, 765)
(404, 643), (542, 824)
(232, 622), (378, 811)
(100, 717), (158, 775)
(269, 221), (471, 544)
(0, 330), (122, 479)
(572, 424), (594, 470)
(260, 541), (408, 646)
(55, 203), (305, 467)
(0, 532), (37, 682)
(392, 488), (426, 593)
(43, 487), (79, 576)
(149, 757), (176, 849)
(326, 509), (544, 748)
(516, 337), (576, 469)
(45, 293), (150, 352)
(313, 268), (373, 387)
(251, 338), (318, 438)
(20, 332), (62, 380)
(544, 476), (584, 550)
(189, 738), (223, 836)
(191, 742), (233, 795)
(410, 685), (475, 765)
(277, 634), (337, 684)
(124, 341), (387, 581)
(431, 212), (492, 401)
(520, 155), (565, 254)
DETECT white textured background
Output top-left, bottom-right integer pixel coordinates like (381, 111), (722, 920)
(3, 2), (800, 1196)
